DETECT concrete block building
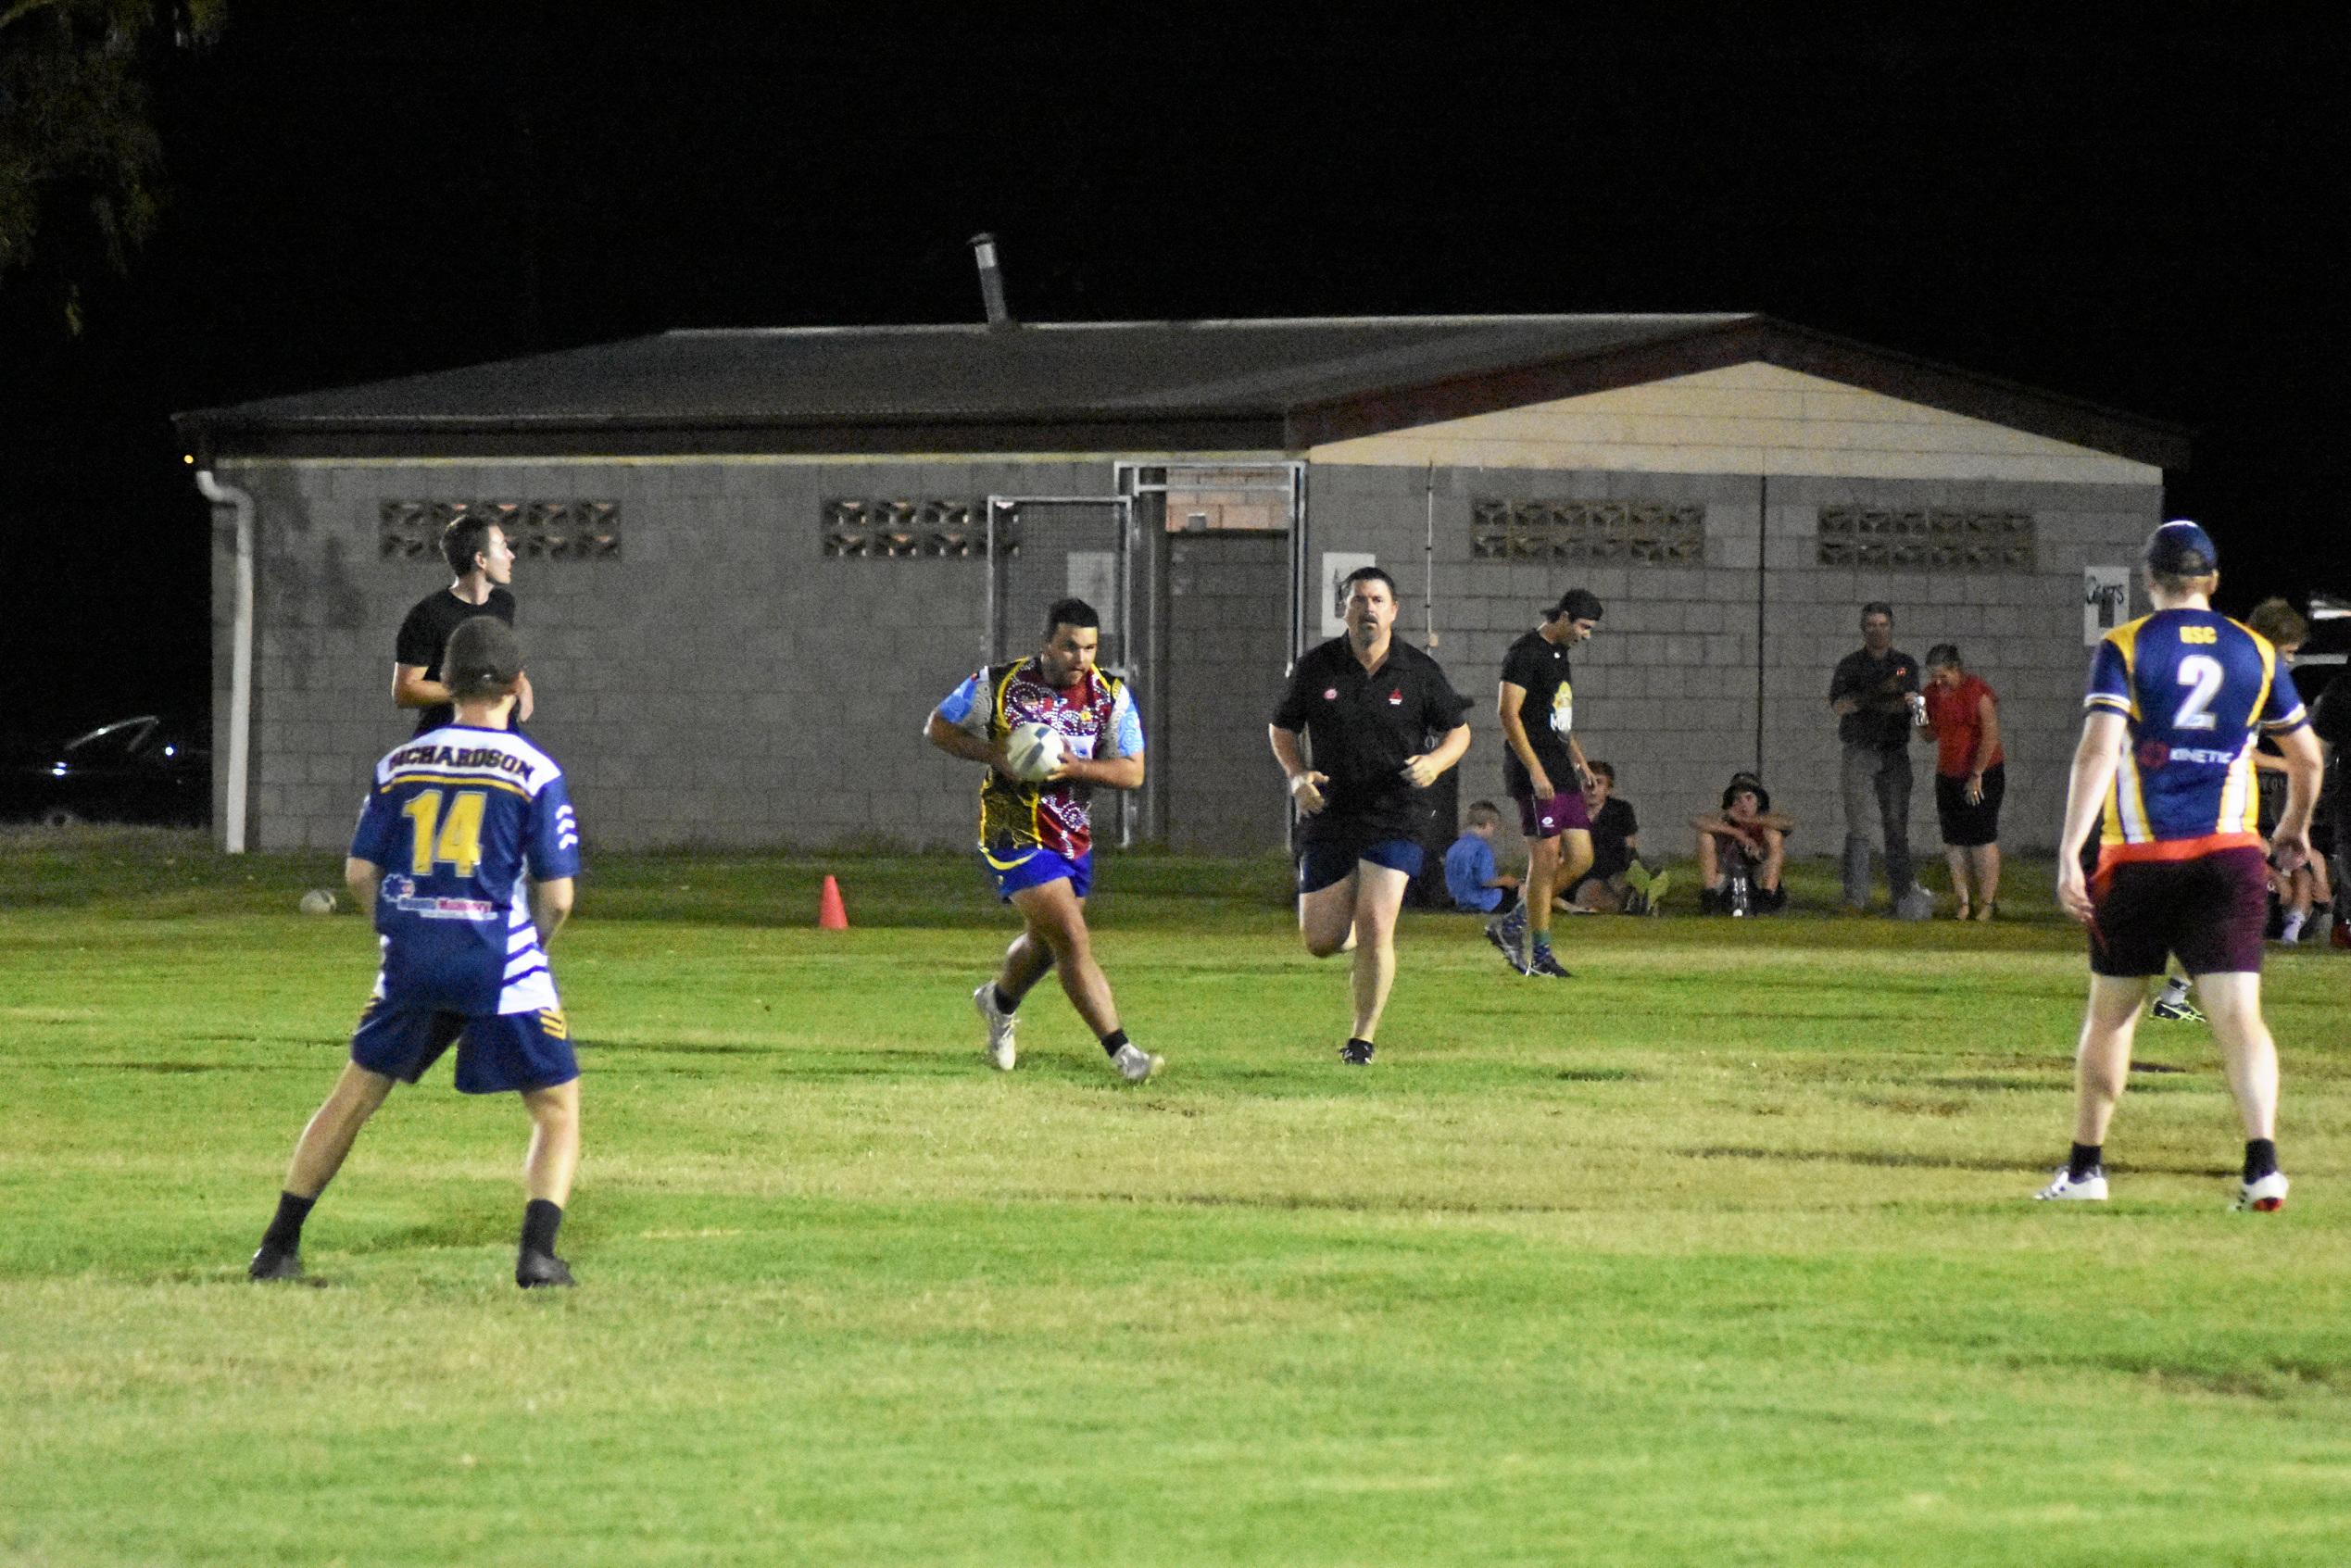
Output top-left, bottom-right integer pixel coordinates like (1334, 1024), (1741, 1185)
(175, 314), (2183, 863)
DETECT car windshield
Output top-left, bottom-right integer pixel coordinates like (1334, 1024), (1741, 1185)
(63, 717), (159, 761)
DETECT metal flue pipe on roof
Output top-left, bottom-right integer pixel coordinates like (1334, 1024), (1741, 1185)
(969, 232), (1012, 329)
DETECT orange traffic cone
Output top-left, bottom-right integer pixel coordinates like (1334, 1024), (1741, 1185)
(817, 874), (849, 931)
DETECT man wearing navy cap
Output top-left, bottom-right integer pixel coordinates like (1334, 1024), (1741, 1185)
(2037, 521), (2321, 1210)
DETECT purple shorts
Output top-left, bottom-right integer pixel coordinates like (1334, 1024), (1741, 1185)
(1513, 786), (1591, 840)
(2088, 845), (2269, 978)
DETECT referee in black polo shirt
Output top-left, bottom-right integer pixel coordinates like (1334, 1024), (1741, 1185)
(1270, 566), (1474, 1066)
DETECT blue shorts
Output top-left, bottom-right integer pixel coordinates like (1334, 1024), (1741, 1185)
(1298, 837), (1425, 895)
(351, 998), (580, 1095)
(981, 845), (1093, 902)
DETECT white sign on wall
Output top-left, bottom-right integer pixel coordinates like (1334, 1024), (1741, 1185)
(1066, 551), (1118, 632)
(2083, 564), (2130, 646)
(1320, 553), (1377, 639)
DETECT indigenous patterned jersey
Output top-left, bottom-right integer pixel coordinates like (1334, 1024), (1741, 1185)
(349, 723), (582, 1015)
(938, 659), (1143, 858)
(2084, 608), (2307, 855)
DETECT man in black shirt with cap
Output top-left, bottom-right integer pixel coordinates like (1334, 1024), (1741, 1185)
(1828, 601), (1927, 916)
(1270, 566), (1473, 1065)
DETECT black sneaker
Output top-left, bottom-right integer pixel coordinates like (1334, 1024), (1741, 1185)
(1528, 948), (1574, 979)
(516, 1251), (577, 1289)
(1339, 1040), (1376, 1066)
(247, 1245), (303, 1282)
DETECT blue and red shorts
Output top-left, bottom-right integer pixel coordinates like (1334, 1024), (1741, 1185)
(351, 999), (579, 1095)
(981, 844), (1094, 902)
(2088, 844), (2268, 978)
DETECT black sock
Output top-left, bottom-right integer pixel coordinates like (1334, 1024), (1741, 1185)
(260, 1191), (315, 1253)
(1100, 1029), (1129, 1059)
(1346, 1037), (1376, 1054)
(992, 985), (1017, 1015)
(2244, 1138), (2279, 1183)
(520, 1198), (564, 1258)
(2068, 1143), (2103, 1182)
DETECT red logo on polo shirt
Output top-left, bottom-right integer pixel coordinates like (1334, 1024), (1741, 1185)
(1389, 689), (1403, 705)
(1323, 687), (1338, 700)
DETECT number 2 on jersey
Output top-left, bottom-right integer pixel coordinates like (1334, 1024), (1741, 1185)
(400, 788), (486, 876)
(2173, 654), (2224, 731)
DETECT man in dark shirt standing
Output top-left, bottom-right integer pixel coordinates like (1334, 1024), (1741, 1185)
(1828, 602), (1928, 917)
(393, 517), (535, 735)
(1490, 588), (1603, 977)
(1270, 566), (1473, 1066)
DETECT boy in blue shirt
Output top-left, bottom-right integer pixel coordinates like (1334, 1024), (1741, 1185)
(1443, 800), (1519, 914)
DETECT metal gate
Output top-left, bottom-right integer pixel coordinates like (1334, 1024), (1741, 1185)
(985, 495), (1137, 847)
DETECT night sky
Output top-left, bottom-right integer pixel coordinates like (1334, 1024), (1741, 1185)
(6, 6), (2345, 743)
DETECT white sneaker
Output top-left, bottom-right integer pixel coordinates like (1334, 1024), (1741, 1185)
(1112, 1042), (1163, 1083)
(2233, 1171), (2289, 1212)
(2035, 1168), (2109, 1201)
(973, 984), (1017, 1071)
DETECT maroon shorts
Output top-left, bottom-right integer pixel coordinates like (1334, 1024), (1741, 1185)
(2088, 845), (2269, 978)
(1514, 786), (1591, 841)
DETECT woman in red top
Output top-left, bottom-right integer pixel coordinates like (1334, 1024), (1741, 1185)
(1922, 644), (2004, 920)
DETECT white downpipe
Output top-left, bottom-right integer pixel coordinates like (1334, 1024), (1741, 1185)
(194, 470), (254, 853)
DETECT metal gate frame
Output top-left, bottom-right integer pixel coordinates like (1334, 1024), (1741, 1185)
(984, 494), (1138, 847)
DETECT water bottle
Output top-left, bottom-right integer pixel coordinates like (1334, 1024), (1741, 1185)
(1729, 870), (1751, 918)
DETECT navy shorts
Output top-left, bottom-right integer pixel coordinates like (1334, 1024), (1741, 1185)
(1512, 786), (1591, 840)
(351, 999), (579, 1095)
(980, 845), (1093, 902)
(2088, 845), (2269, 978)
(1298, 836), (1425, 895)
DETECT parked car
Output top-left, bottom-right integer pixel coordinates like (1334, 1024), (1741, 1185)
(0, 715), (209, 827)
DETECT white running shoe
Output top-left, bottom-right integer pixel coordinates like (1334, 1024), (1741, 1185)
(2233, 1171), (2289, 1212)
(973, 984), (1017, 1071)
(2035, 1168), (2109, 1201)
(1112, 1042), (1163, 1083)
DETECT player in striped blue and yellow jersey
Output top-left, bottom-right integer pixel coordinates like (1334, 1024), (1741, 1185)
(925, 596), (1160, 1082)
(2040, 522), (2322, 1211)
(249, 617), (586, 1287)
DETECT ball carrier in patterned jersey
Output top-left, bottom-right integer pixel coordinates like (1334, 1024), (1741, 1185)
(926, 598), (1160, 1082)
(249, 617), (586, 1288)
(1489, 588), (1604, 977)
(1269, 566), (1475, 1066)
(2038, 521), (2322, 1211)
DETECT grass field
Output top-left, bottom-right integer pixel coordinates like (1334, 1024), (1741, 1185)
(3, 828), (2347, 1566)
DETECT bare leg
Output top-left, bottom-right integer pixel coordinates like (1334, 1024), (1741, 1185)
(1976, 843), (2002, 911)
(1695, 832), (1721, 888)
(522, 1078), (582, 1206)
(1945, 846), (1971, 916)
(1347, 864), (1413, 1042)
(2194, 971), (2279, 1140)
(1299, 867), (1360, 959)
(1554, 830), (1594, 903)
(283, 1062), (398, 1198)
(1008, 878), (1120, 1037)
(995, 929), (1055, 1006)
(2070, 974), (2149, 1145)
(1525, 834), (1561, 941)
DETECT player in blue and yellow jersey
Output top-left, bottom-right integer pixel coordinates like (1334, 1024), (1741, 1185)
(249, 617), (587, 1286)
(925, 597), (1160, 1082)
(2039, 521), (2322, 1211)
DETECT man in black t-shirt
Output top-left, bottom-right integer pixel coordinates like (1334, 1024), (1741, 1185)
(1827, 601), (1925, 916)
(1490, 588), (1603, 976)
(1269, 566), (1473, 1066)
(394, 517), (535, 736)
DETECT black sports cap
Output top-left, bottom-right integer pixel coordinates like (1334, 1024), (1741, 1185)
(1548, 588), (1605, 621)
(2144, 520), (2218, 577)
(1721, 771), (1772, 812)
(444, 615), (523, 696)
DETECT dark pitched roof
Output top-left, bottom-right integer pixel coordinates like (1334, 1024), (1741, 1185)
(175, 313), (2188, 467)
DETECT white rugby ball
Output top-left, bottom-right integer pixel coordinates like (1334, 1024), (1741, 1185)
(298, 888), (337, 916)
(1004, 721), (1065, 784)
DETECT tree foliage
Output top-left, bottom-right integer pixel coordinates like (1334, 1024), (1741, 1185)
(0, 0), (224, 332)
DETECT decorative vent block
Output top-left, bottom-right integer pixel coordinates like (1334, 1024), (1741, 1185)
(1817, 508), (2035, 571)
(822, 499), (1011, 558)
(1471, 499), (1706, 566)
(380, 501), (622, 560)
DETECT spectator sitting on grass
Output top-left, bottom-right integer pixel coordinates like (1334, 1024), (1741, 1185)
(1565, 760), (1669, 914)
(1694, 772), (1794, 914)
(1443, 800), (1520, 914)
